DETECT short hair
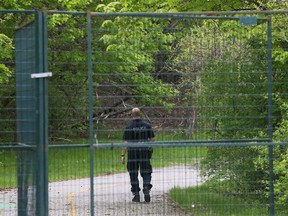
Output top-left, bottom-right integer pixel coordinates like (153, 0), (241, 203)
(131, 107), (141, 118)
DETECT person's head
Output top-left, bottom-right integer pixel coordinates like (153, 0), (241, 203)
(131, 107), (141, 119)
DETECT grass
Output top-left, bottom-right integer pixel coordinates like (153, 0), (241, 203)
(0, 149), (17, 188)
(0, 145), (205, 188)
(170, 184), (269, 216)
(49, 147), (128, 181)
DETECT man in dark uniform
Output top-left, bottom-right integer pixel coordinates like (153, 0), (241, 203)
(121, 107), (155, 203)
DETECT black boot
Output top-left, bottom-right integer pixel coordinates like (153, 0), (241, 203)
(132, 194), (140, 202)
(143, 187), (150, 203)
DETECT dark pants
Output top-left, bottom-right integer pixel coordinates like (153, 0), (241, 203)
(127, 149), (153, 194)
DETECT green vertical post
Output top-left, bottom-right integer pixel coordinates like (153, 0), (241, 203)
(42, 10), (49, 216)
(34, 10), (49, 216)
(87, 12), (95, 216)
(267, 17), (274, 216)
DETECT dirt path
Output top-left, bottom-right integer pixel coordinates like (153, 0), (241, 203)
(1, 165), (201, 216)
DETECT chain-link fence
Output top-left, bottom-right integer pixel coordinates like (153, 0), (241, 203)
(1, 9), (288, 216)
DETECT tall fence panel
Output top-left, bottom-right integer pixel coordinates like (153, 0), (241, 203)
(15, 17), (38, 216)
(0, 11), (40, 216)
(0, 10), (49, 216)
(1, 10), (288, 216)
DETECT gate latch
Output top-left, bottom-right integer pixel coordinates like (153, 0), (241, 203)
(31, 72), (53, 79)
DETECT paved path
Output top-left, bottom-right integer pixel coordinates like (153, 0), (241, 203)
(0, 165), (201, 216)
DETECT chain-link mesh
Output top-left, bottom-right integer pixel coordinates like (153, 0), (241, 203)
(0, 11), (39, 216)
(1, 10), (288, 216)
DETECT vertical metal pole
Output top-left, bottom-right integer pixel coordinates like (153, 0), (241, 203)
(267, 17), (274, 216)
(34, 10), (49, 216)
(42, 10), (49, 216)
(87, 11), (95, 216)
(35, 11), (43, 215)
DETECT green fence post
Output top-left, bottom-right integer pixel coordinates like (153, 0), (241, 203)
(87, 11), (95, 216)
(34, 10), (49, 216)
(267, 17), (274, 216)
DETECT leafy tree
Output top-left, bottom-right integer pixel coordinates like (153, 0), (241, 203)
(0, 34), (13, 83)
(0, 1), (107, 142)
(158, 1), (288, 209)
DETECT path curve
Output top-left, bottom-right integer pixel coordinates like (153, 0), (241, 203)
(1, 165), (201, 216)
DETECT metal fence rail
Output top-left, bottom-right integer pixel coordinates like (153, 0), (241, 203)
(0, 9), (288, 216)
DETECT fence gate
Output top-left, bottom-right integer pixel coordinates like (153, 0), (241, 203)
(15, 11), (49, 216)
(2, 9), (285, 216)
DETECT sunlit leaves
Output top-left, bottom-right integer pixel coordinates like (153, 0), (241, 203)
(0, 34), (13, 83)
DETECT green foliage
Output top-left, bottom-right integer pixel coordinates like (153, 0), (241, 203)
(201, 146), (268, 196)
(96, 15), (179, 109)
(0, 31), (15, 144)
(117, 0), (257, 12)
(45, 14), (92, 139)
(165, 9), (288, 211)
(0, 34), (13, 84)
(166, 19), (270, 140)
(273, 147), (288, 210)
(96, 2), (121, 12)
(0, 0), (99, 11)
